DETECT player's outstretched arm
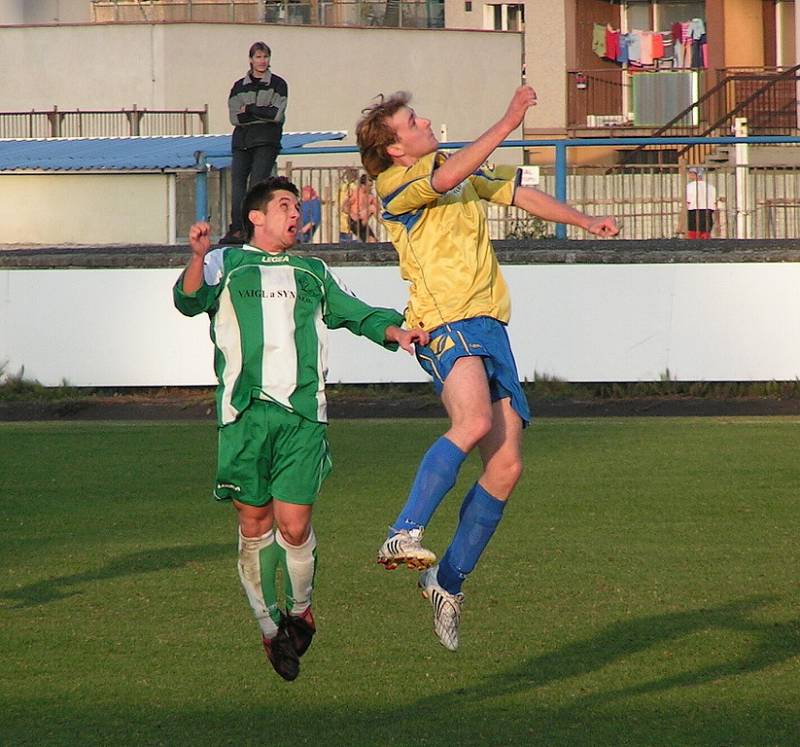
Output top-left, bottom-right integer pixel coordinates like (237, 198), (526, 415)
(431, 86), (537, 194)
(182, 221), (213, 294)
(513, 186), (619, 237)
(385, 326), (430, 354)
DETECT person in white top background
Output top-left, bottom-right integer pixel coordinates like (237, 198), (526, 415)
(684, 166), (718, 239)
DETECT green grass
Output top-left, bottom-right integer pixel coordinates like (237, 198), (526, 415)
(1, 417), (799, 746)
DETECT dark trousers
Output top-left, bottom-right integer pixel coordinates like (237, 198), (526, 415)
(348, 218), (376, 242)
(687, 209), (714, 239)
(230, 143), (280, 232)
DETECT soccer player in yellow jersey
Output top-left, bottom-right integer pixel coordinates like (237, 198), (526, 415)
(356, 85), (619, 651)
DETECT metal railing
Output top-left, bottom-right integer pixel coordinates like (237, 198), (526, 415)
(190, 134), (800, 243)
(91, 0), (444, 27)
(569, 65), (800, 168)
(624, 64), (800, 164)
(567, 68), (627, 129)
(0, 106), (209, 139)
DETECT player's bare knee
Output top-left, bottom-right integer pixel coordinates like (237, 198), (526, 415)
(464, 413), (493, 447)
(504, 458), (523, 489)
(238, 514), (270, 539)
(487, 457), (523, 494)
(276, 521), (310, 546)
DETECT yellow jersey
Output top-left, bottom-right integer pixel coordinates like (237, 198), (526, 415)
(377, 152), (519, 331)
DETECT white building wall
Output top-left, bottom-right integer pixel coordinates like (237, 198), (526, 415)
(444, 0), (568, 132)
(2, 263), (799, 386)
(0, 22), (524, 146)
(0, 174), (171, 245)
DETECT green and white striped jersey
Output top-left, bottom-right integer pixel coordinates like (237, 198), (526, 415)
(174, 245), (403, 426)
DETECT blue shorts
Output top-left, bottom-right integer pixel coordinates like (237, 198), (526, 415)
(415, 316), (531, 426)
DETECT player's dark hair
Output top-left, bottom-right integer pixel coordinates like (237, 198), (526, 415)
(242, 176), (299, 241)
(356, 92), (411, 178)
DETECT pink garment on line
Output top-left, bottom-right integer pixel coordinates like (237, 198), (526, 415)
(639, 31), (654, 65)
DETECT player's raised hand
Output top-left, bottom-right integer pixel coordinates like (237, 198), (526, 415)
(503, 85), (538, 130)
(189, 221), (213, 257)
(586, 216), (620, 238)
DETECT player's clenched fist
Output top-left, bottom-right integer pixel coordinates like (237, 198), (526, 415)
(189, 221), (212, 258)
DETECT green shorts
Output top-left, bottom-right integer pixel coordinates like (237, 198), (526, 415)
(214, 400), (332, 506)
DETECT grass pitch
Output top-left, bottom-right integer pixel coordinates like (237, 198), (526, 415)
(1, 417), (799, 746)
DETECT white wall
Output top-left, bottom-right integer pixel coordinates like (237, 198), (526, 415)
(443, 0), (568, 132)
(0, 173), (172, 244)
(2, 263), (799, 386)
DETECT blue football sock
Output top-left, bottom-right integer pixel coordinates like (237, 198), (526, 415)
(391, 436), (466, 533)
(437, 483), (507, 595)
(458, 482), (479, 522)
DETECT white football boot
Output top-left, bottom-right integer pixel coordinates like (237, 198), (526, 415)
(377, 527), (436, 570)
(418, 565), (464, 651)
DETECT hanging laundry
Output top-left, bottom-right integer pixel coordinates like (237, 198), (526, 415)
(627, 30), (642, 65)
(616, 32), (630, 64)
(652, 33), (665, 60)
(690, 18), (706, 40)
(605, 26), (619, 61)
(592, 23), (607, 58)
(639, 31), (654, 66)
(691, 33), (706, 68)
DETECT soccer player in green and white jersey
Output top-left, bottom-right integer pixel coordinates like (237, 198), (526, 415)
(174, 176), (427, 681)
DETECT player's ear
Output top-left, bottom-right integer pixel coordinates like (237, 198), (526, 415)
(248, 208), (265, 229)
(386, 141), (403, 159)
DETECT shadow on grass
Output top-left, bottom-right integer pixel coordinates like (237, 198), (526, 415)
(3, 595), (798, 746)
(387, 594), (800, 744)
(457, 594), (797, 698)
(1, 543), (230, 608)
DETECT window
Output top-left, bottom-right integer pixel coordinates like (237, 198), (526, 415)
(465, 1), (472, 10)
(624, 1), (705, 31)
(656, 3), (705, 30)
(484, 3), (524, 31)
(626, 3), (651, 31)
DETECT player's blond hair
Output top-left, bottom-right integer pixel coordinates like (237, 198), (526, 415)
(356, 92), (411, 178)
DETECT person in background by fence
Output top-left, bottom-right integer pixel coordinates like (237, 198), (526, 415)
(337, 167), (359, 242)
(221, 42), (288, 245)
(685, 166), (717, 239)
(299, 184), (321, 243)
(344, 174), (379, 242)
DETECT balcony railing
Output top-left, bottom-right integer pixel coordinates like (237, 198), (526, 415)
(568, 66), (800, 140)
(91, 0), (445, 28)
(567, 68), (627, 130)
(0, 106), (209, 139)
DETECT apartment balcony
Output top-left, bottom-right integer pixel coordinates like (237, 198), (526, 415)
(566, 66), (800, 165)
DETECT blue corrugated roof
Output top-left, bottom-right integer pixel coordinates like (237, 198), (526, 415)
(0, 132), (347, 172)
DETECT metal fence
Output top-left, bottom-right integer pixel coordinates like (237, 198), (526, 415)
(0, 106), (209, 139)
(91, 0), (444, 27)
(192, 159), (800, 246)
